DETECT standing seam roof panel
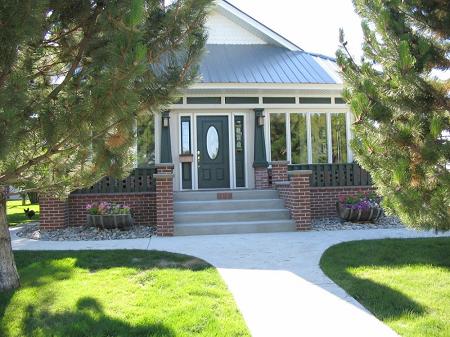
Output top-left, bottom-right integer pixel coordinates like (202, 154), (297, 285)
(199, 45), (338, 84)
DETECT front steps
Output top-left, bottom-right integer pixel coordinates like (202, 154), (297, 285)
(174, 189), (295, 236)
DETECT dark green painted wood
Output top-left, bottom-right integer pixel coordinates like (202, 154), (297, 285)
(298, 97), (332, 104)
(160, 111), (172, 163)
(71, 167), (157, 194)
(253, 109), (268, 168)
(234, 115), (245, 187)
(182, 162), (192, 190)
(225, 97), (259, 104)
(262, 97), (296, 104)
(186, 97), (221, 104)
(197, 116), (230, 189)
(288, 163), (372, 187)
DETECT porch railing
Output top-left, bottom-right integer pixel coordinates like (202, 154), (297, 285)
(288, 163), (372, 187)
(71, 167), (157, 194)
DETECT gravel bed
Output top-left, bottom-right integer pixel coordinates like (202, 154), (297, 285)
(312, 215), (404, 231)
(16, 223), (155, 241)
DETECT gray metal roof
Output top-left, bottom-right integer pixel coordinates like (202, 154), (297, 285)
(199, 44), (340, 84)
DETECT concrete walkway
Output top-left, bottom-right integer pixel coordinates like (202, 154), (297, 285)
(10, 227), (448, 337)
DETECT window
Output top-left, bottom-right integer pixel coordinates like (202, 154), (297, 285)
(298, 97), (331, 104)
(270, 113), (287, 161)
(331, 113), (347, 163)
(263, 97), (296, 104)
(136, 116), (155, 167)
(180, 116), (191, 154)
(290, 113), (308, 164)
(310, 113), (328, 163)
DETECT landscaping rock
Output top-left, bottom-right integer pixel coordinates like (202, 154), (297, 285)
(312, 215), (404, 231)
(16, 223), (155, 241)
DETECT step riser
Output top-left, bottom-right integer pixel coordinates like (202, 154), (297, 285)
(174, 190), (279, 201)
(175, 222), (296, 236)
(174, 199), (285, 212)
(175, 210), (290, 224)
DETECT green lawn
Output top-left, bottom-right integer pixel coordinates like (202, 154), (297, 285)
(0, 250), (250, 337)
(320, 237), (450, 337)
(6, 200), (40, 226)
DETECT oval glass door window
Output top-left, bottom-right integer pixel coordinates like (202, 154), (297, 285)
(206, 126), (219, 160)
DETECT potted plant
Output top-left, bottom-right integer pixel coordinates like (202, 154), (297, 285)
(86, 202), (133, 230)
(336, 192), (383, 222)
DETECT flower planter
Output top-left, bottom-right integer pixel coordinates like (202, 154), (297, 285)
(336, 202), (383, 222)
(87, 214), (133, 230)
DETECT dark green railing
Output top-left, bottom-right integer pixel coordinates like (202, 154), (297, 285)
(72, 167), (157, 194)
(288, 163), (372, 187)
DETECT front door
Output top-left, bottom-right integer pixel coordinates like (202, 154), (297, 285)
(197, 116), (230, 189)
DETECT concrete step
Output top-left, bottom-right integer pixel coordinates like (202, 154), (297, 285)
(174, 219), (296, 236)
(175, 208), (290, 224)
(174, 189), (279, 202)
(174, 198), (285, 212)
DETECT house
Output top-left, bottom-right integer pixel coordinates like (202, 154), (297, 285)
(39, 0), (374, 235)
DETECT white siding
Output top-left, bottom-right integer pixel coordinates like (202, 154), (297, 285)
(206, 11), (267, 45)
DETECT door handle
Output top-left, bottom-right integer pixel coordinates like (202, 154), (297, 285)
(197, 150), (201, 168)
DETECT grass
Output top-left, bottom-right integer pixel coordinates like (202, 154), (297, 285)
(320, 237), (450, 337)
(0, 250), (250, 337)
(6, 200), (40, 226)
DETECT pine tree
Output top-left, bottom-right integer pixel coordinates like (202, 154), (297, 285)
(0, 0), (211, 291)
(337, 0), (450, 230)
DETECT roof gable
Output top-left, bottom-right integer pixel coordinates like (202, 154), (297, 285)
(208, 0), (302, 51)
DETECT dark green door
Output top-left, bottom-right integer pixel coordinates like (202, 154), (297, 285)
(197, 116), (230, 189)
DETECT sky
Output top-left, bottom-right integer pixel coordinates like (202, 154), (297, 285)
(227, 0), (364, 60)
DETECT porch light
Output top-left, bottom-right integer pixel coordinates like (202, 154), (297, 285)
(162, 111), (170, 128)
(255, 109), (265, 126)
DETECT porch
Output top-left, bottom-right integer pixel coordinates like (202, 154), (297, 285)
(39, 163), (374, 236)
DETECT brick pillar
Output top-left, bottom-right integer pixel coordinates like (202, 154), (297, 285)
(270, 161), (289, 184)
(155, 163), (175, 175)
(254, 166), (269, 189)
(287, 170), (312, 231)
(39, 195), (68, 230)
(155, 171), (174, 236)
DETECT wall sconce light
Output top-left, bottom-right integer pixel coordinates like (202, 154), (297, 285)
(255, 109), (265, 127)
(162, 111), (170, 128)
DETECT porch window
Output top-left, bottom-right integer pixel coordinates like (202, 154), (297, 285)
(136, 115), (155, 167)
(270, 113), (287, 161)
(310, 113), (328, 163)
(331, 113), (347, 163)
(290, 113), (308, 164)
(180, 116), (191, 154)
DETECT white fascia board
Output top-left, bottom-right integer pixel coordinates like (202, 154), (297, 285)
(187, 82), (344, 92)
(217, 0), (302, 51)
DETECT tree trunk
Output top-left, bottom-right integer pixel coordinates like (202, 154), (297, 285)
(0, 189), (20, 292)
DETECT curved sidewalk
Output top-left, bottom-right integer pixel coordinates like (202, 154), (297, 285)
(11, 227), (447, 337)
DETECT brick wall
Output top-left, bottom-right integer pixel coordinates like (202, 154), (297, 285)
(155, 173), (174, 236)
(68, 193), (156, 227)
(39, 195), (68, 230)
(270, 161), (289, 184)
(274, 170), (312, 231)
(255, 166), (269, 189)
(310, 186), (376, 219)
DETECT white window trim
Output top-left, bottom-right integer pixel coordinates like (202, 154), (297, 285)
(267, 110), (352, 165)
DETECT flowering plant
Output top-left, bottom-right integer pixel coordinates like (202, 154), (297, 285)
(338, 192), (380, 211)
(86, 202), (131, 215)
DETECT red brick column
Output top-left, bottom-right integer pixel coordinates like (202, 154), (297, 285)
(287, 170), (312, 231)
(155, 163), (175, 175)
(39, 195), (68, 230)
(270, 161), (289, 184)
(254, 166), (269, 189)
(155, 172), (174, 236)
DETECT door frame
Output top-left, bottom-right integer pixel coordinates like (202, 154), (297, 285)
(177, 111), (248, 190)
